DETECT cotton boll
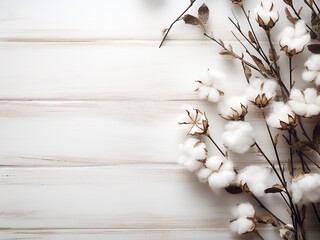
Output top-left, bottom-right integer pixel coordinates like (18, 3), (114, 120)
(221, 121), (255, 154)
(218, 96), (248, 120)
(302, 55), (320, 86)
(178, 138), (207, 172)
(230, 203), (256, 235)
(266, 102), (297, 129)
(232, 202), (255, 219)
(196, 167), (212, 183)
(279, 20), (310, 56)
(237, 165), (272, 197)
(196, 68), (226, 102)
(205, 156), (223, 171)
(255, 0), (279, 29)
(289, 88), (320, 117)
(208, 168), (236, 189)
(291, 173), (320, 204)
(279, 224), (295, 240)
(230, 217), (255, 235)
(246, 77), (277, 108)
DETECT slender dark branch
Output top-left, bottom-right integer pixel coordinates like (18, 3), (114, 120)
(253, 195), (285, 225)
(228, 17), (270, 64)
(255, 142), (285, 186)
(159, 0), (196, 48)
(204, 33), (260, 72)
(290, 5), (318, 36)
(312, 203), (320, 223)
(280, 192), (291, 209)
(289, 57), (293, 90)
(301, 152), (320, 169)
(298, 116), (313, 143)
(255, 231), (265, 240)
(313, 0), (320, 14)
(207, 135), (225, 157)
(266, 32), (290, 99)
(304, 0), (320, 20)
(261, 111), (286, 185)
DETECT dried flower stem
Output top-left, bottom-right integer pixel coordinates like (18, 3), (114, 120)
(207, 134), (225, 157)
(314, 1), (320, 14)
(301, 152), (320, 169)
(266, 32), (290, 100)
(255, 230), (264, 240)
(289, 57), (293, 90)
(312, 203), (320, 223)
(304, 0), (320, 20)
(289, 5), (318, 36)
(159, 0), (196, 48)
(203, 33), (260, 72)
(253, 194), (285, 225)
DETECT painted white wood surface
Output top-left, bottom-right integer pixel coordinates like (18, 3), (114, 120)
(0, 0), (319, 239)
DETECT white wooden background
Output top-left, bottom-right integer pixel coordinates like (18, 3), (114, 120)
(0, 0), (319, 239)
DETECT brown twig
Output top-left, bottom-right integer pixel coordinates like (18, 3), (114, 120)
(159, 0), (196, 48)
(207, 134), (225, 157)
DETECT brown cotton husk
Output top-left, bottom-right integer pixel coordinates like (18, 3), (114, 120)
(198, 4), (209, 25)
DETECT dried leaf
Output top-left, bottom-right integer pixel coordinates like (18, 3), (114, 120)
(198, 4), (209, 25)
(291, 141), (316, 152)
(242, 61), (252, 81)
(251, 55), (277, 78)
(219, 51), (238, 60)
(264, 184), (284, 193)
(283, 0), (293, 6)
(248, 31), (256, 44)
(307, 44), (320, 53)
(274, 133), (279, 145)
(219, 39), (225, 47)
(182, 14), (206, 31)
(225, 184), (243, 194)
(311, 12), (320, 39)
(269, 48), (280, 62)
(161, 28), (168, 36)
(285, 7), (298, 24)
(256, 214), (275, 225)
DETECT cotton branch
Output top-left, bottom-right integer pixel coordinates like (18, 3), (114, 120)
(159, 0), (196, 48)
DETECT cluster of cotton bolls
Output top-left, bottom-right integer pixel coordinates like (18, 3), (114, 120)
(291, 173), (320, 204)
(178, 138), (207, 172)
(230, 202), (256, 235)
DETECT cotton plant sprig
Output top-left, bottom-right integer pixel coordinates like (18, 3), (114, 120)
(160, 0), (320, 240)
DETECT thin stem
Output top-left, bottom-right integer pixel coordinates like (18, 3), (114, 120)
(312, 203), (320, 223)
(289, 57), (293, 90)
(289, 131), (294, 176)
(253, 195), (285, 225)
(290, 5), (318, 36)
(255, 142), (285, 186)
(207, 135), (225, 157)
(255, 231), (265, 240)
(314, 1), (320, 14)
(298, 116), (313, 144)
(266, 32), (290, 99)
(159, 0), (196, 48)
(204, 33), (260, 72)
(280, 192), (292, 209)
(261, 111), (286, 185)
(301, 152), (320, 169)
(304, 0), (320, 20)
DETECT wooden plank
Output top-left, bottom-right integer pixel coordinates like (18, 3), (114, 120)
(0, 0), (298, 42)
(1, 100), (316, 167)
(2, 228), (320, 240)
(1, 165), (318, 230)
(0, 40), (309, 100)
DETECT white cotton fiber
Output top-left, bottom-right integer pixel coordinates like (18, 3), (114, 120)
(255, 0), (278, 25)
(266, 102), (295, 129)
(196, 68), (226, 102)
(279, 20), (310, 54)
(289, 88), (320, 117)
(237, 165), (272, 197)
(245, 77), (277, 103)
(218, 95), (248, 120)
(230, 202), (255, 235)
(221, 121), (255, 154)
(178, 138), (207, 172)
(291, 173), (320, 204)
(302, 55), (320, 86)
